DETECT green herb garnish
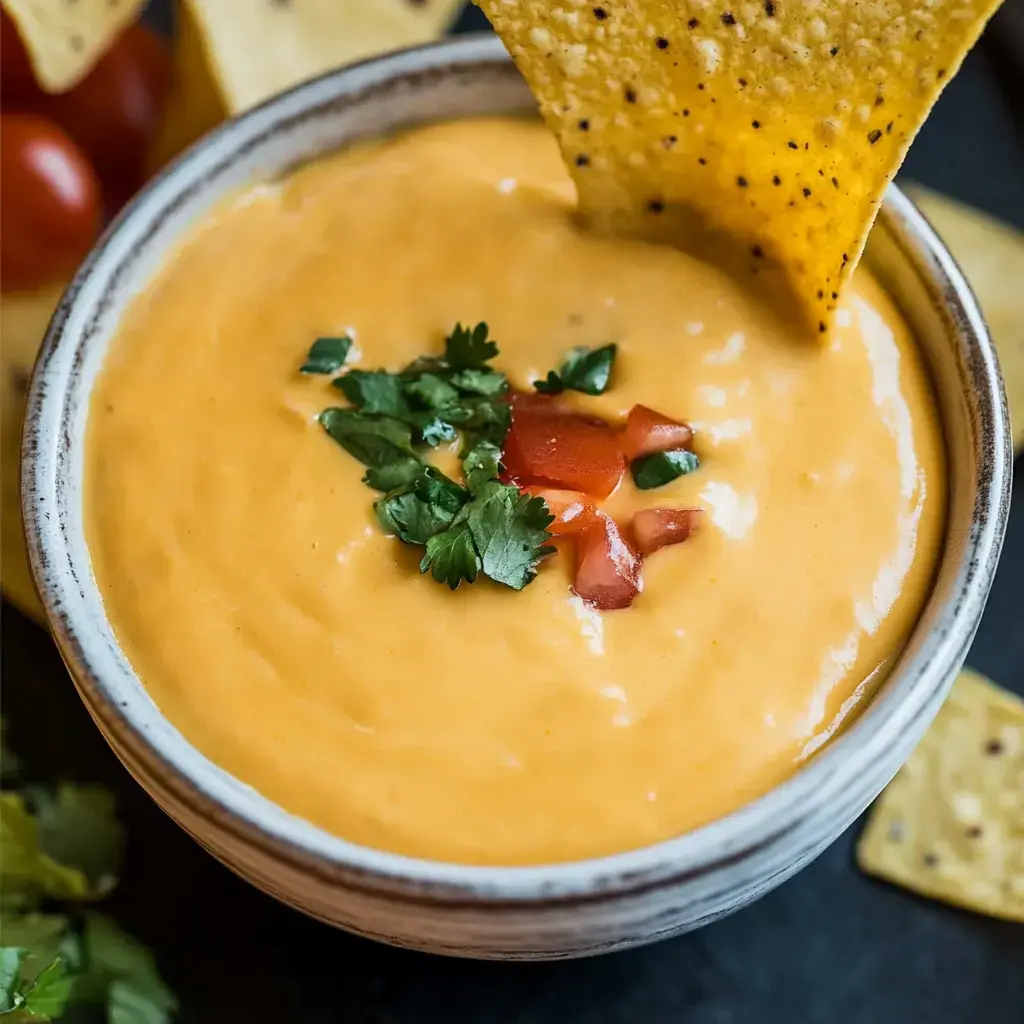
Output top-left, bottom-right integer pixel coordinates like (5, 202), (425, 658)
(533, 342), (617, 396)
(310, 323), (553, 591)
(631, 449), (700, 490)
(300, 335), (352, 374)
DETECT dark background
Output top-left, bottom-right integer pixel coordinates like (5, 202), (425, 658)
(3, 6), (1023, 1022)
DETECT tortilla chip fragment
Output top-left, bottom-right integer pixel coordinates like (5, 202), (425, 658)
(857, 669), (1024, 922)
(905, 185), (1024, 452)
(1, 0), (146, 91)
(479, 0), (1003, 335)
(184, 0), (466, 113)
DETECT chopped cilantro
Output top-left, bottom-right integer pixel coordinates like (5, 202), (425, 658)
(333, 370), (411, 418)
(464, 482), (555, 590)
(362, 458), (422, 492)
(534, 343), (617, 395)
(631, 449), (700, 489)
(374, 469), (469, 545)
(318, 408), (415, 467)
(300, 335), (351, 374)
(405, 373), (460, 410)
(444, 322), (499, 369)
(420, 520), (480, 589)
(450, 368), (508, 397)
(462, 440), (503, 492)
(415, 414), (458, 447)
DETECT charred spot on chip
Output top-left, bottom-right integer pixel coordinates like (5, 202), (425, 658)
(698, 157), (707, 165)
(737, 176), (749, 188)
(886, 819), (905, 842)
(624, 86), (637, 103)
(937, 68), (946, 79)
(802, 187), (812, 197)
(578, 118), (590, 131)
(752, 120), (761, 129)
(868, 129), (883, 145)
(687, 17), (700, 29)
(721, 12), (736, 26)
(832, 176), (840, 188)
(830, 46), (839, 57)
(772, 175), (782, 186)
(965, 825), (984, 839)
(818, 321), (827, 333)
(682, 108), (690, 117)
(818, 169), (824, 177)
(662, 135), (678, 149)
(738, 77), (748, 88)
(647, 198), (665, 213)
(697, 83), (705, 91)
(656, 37), (669, 50)
(592, 6), (608, 20)
(751, 244), (764, 258)
(922, 852), (939, 868)
(886, 122), (894, 134)
(984, 738), (1004, 755)
(816, 289), (824, 300)
(765, 0), (776, 15)
(875, 94), (885, 107)
(842, 252), (850, 265)
(788, 140), (798, 150)
(831, 291), (838, 300)
(576, 154), (591, 167)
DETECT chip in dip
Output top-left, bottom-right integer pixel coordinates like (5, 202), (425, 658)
(84, 118), (945, 865)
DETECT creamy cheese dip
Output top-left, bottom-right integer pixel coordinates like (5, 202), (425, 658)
(85, 119), (945, 865)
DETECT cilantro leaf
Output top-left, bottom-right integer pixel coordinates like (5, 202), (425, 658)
(415, 414), (458, 448)
(1, 793), (92, 904)
(465, 482), (555, 590)
(630, 449), (700, 489)
(405, 373), (459, 410)
(446, 396), (511, 447)
(85, 915), (177, 1024)
(29, 785), (124, 897)
(18, 954), (73, 1020)
(333, 370), (411, 419)
(420, 520), (480, 589)
(375, 469), (469, 545)
(534, 343), (617, 396)
(532, 370), (564, 395)
(450, 369), (507, 397)
(319, 409), (414, 468)
(0, 947), (26, 1012)
(362, 458), (422, 492)
(462, 440), (503, 492)
(300, 336), (351, 374)
(444, 322), (498, 370)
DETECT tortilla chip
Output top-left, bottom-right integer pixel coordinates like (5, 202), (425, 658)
(857, 669), (1024, 922)
(479, 1), (1002, 335)
(905, 185), (1024, 452)
(1, 283), (66, 624)
(183, 0), (466, 114)
(1, 0), (145, 92)
(146, 0), (228, 174)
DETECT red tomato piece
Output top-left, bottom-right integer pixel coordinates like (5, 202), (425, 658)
(630, 508), (703, 556)
(523, 486), (596, 537)
(503, 408), (625, 498)
(574, 511), (643, 610)
(622, 404), (693, 460)
(1, 114), (102, 290)
(28, 24), (171, 209)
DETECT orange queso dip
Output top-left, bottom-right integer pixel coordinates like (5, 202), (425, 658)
(86, 119), (945, 865)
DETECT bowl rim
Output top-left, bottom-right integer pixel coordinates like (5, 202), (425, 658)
(21, 34), (1012, 906)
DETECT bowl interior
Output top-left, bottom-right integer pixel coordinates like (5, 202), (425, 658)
(22, 35), (1011, 901)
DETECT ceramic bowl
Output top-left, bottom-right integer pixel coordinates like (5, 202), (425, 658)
(22, 35), (1012, 959)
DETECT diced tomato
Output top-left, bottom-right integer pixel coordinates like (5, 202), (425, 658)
(523, 486), (596, 537)
(574, 511), (643, 610)
(631, 508), (702, 556)
(503, 408), (625, 498)
(622, 404), (693, 460)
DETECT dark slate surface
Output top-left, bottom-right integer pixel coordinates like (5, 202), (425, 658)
(2, 10), (1022, 1023)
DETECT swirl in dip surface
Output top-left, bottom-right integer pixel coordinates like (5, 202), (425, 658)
(85, 119), (945, 865)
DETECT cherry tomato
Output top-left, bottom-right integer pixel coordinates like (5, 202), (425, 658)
(1, 10), (41, 104)
(1, 114), (101, 290)
(29, 24), (171, 207)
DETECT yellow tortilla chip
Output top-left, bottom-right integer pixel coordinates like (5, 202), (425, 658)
(905, 185), (1024, 451)
(183, 0), (466, 114)
(479, 1), (1003, 334)
(1, 0), (145, 92)
(1, 283), (66, 624)
(146, 0), (228, 174)
(857, 669), (1024, 922)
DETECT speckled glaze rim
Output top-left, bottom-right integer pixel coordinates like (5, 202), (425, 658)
(22, 36), (1012, 910)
